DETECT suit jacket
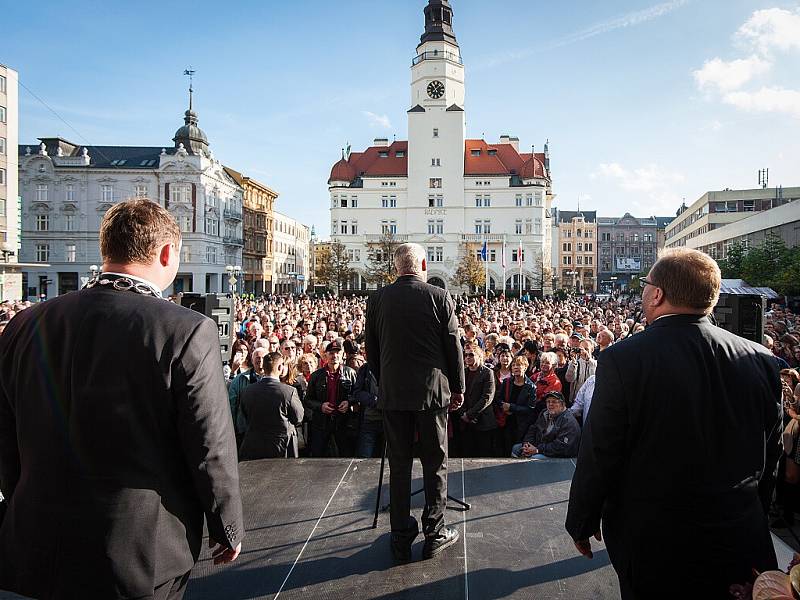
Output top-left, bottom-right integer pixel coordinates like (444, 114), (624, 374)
(565, 314), (781, 593)
(0, 286), (244, 599)
(366, 275), (465, 411)
(239, 377), (304, 460)
(458, 366), (496, 431)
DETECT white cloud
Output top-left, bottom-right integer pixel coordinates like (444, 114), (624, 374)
(692, 55), (771, 92)
(363, 111), (392, 129)
(737, 8), (800, 55)
(474, 0), (690, 70)
(723, 86), (800, 119)
(592, 162), (685, 215)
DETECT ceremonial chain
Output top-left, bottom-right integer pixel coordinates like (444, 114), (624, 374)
(83, 275), (163, 298)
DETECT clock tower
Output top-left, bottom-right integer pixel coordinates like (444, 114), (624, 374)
(408, 0), (466, 218)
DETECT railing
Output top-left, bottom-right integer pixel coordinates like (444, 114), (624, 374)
(461, 234), (506, 243)
(412, 50), (463, 66)
(223, 208), (243, 221)
(364, 234), (409, 243)
(223, 236), (244, 246)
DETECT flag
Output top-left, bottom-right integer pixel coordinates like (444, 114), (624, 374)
(518, 240), (523, 263)
(501, 239), (506, 268)
(481, 240), (487, 262)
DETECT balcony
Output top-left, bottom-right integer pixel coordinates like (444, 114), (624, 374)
(223, 207), (243, 221)
(412, 50), (463, 66)
(461, 234), (506, 243)
(223, 236), (244, 246)
(364, 234), (409, 243)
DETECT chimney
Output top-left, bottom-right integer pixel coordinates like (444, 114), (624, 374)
(509, 137), (520, 152)
(373, 138), (389, 147)
(499, 134), (510, 145)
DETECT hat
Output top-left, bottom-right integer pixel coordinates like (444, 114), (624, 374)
(326, 341), (343, 352)
(523, 340), (540, 354)
(570, 332), (584, 340)
(543, 391), (566, 403)
(344, 339), (360, 354)
(495, 342), (512, 353)
(572, 321), (582, 328)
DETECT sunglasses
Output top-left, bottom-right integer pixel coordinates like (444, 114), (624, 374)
(639, 277), (657, 287)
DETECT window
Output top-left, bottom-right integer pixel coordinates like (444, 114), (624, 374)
(588, 256), (593, 265)
(534, 218), (542, 234)
(135, 185), (147, 198)
(534, 192), (543, 206)
(512, 249), (526, 262)
(396, 151), (405, 158)
(433, 128), (439, 137)
(378, 151), (389, 158)
(101, 185), (113, 203)
(435, 247), (443, 262)
(515, 195), (523, 207)
(577, 243), (583, 252)
(351, 195), (358, 208)
(340, 221), (348, 235)
(36, 244), (49, 262)
(431, 158), (441, 167)
(331, 195), (338, 208)
(36, 214), (49, 231)
(206, 246), (217, 264)
(0, 75), (5, 93)
(430, 178), (442, 189)
(587, 243), (593, 252)
(170, 184), (190, 204)
(475, 196), (482, 207)
(602, 232), (611, 241)
(351, 221), (358, 235)
(64, 184), (75, 202)
(0, 137), (5, 155)
(428, 220), (435, 235)
(471, 149), (481, 156)
(577, 256), (583, 265)
(341, 196), (348, 208)
(0, 198), (5, 216)
(743, 199), (755, 212)
(182, 245), (191, 262)
(36, 184), (47, 201)
(380, 220), (397, 235)
(483, 195), (491, 207)
(525, 219), (533, 234)
(474, 220), (482, 235)
(64, 214), (75, 231)
(489, 249), (496, 262)
(515, 220), (523, 235)
(65, 244), (76, 263)
(562, 243), (570, 252)
(204, 217), (217, 236)
(0, 106), (5, 123)
(436, 220), (443, 235)
(526, 194), (533, 207)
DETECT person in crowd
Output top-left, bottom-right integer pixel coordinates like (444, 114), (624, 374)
(353, 352), (383, 458)
(566, 248), (782, 598)
(565, 338), (597, 407)
(495, 355), (536, 457)
(454, 346), (496, 457)
(552, 347), (571, 401)
(229, 347), (267, 449)
(533, 351), (563, 423)
(228, 338), (252, 382)
(595, 328), (614, 354)
(569, 374), (595, 427)
(366, 243), (464, 562)
(304, 340), (358, 457)
(511, 391), (580, 459)
(522, 340), (540, 380)
(0, 199), (242, 598)
(239, 351), (304, 460)
(764, 334), (791, 370)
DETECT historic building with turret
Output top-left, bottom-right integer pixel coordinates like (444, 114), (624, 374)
(17, 90), (244, 298)
(328, 0), (554, 293)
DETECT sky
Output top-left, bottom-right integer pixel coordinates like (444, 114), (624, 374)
(2, 0), (798, 237)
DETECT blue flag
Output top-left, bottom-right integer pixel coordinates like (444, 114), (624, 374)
(481, 240), (487, 261)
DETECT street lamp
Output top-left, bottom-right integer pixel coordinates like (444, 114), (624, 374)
(610, 275), (618, 295)
(1, 242), (16, 303)
(566, 270), (578, 293)
(225, 265), (242, 295)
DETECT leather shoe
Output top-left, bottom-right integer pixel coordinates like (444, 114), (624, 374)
(390, 518), (419, 561)
(422, 525), (460, 559)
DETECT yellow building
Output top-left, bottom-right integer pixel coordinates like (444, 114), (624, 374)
(557, 210), (597, 293)
(224, 167), (277, 294)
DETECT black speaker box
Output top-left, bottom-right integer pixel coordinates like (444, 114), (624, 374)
(713, 293), (765, 344)
(180, 293), (235, 359)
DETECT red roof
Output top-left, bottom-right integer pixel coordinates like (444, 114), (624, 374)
(328, 139), (549, 183)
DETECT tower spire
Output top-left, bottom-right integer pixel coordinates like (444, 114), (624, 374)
(183, 67), (195, 111)
(420, 0), (458, 46)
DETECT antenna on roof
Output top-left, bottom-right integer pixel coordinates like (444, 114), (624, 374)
(758, 168), (769, 189)
(183, 67), (196, 110)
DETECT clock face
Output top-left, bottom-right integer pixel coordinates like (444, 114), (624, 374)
(427, 80), (445, 99)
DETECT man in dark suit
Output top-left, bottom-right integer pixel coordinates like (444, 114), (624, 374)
(0, 199), (243, 600)
(566, 248), (781, 599)
(366, 243), (465, 561)
(239, 351), (305, 460)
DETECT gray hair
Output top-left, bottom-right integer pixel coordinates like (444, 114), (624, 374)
(394, 243), (427, 276)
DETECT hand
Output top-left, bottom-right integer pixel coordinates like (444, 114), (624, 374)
(574, 531), (602, 559)
(449, 393), (464, 412)
(502, 402), (511, 414)
(321, 402), (335, 415)
(522, 442), (535, 457)
(337, 401), (350, 414)
(209, 537), (242, 565)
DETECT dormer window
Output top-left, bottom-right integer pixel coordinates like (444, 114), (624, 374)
(471, 149), (481, 156)
(487, 149), (497, 156)
(378, 151), (389, 158)
(396, 151), (405, 158)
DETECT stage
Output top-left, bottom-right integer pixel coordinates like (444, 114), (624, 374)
(1, 458), (795, 599)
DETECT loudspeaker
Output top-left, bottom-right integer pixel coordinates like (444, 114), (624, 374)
(713, 293), (765, 344)
(180, 293), (236, 359)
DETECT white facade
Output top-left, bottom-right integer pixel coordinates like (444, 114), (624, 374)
(0, 64), (21, 301)
(272, 210), (310, 295)
(17, 133), (243, 299)
(328, 2), (553, 294)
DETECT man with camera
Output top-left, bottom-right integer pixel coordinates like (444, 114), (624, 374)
(565, 337), (596, 407)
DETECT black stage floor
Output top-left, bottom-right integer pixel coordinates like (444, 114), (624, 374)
(2, 459), (795, 600)
(187, 458), (619, 600)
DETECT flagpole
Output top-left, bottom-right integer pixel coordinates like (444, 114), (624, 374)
(502, 238), (506, 298)
(519, 239), (523, 297)
(485, 245), (489, 299)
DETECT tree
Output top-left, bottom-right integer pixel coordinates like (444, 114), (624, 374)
(316, 242), (354, 295)
(718, 241), (747, 279)
(451, 247), (485, 293)
(365, 233), (399, 287)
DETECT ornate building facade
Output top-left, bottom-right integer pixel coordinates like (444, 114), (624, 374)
(272, 211), (310, 295)
(0, 63), (22, 301)
(555, 210), (597, 293)
(17, 95), (244, 298)
(327, 0), (554, 294)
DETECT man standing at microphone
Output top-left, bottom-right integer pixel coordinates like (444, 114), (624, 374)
(366, 243), (465, 561)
